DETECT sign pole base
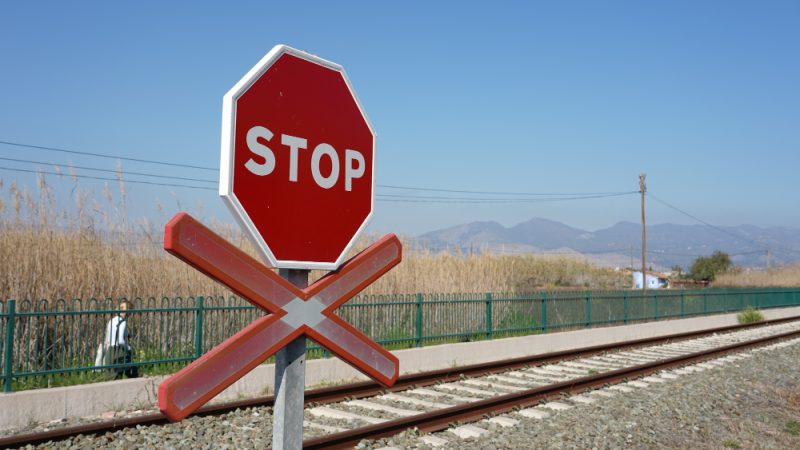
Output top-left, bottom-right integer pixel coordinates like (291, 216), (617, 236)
(272, 269), (308, 450)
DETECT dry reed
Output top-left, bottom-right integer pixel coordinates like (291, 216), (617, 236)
(714, 264), (800, 288)
(0, 171), (629, 303)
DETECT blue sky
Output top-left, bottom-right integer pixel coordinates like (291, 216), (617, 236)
(0, 1), (798, 236)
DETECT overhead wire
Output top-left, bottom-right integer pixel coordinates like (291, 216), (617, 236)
(0, 166), (216, 191)
(648, 192), (800, 257)
(0, 140), (217, 172)
(0, 156), (217, 184)
(418, 243), (764, 259)
(375, 191), (637, 204)
(377, 184), (635, 197)
(0, 163), (636, 204)
(3, 139), (796, 260)
(648, 192), (772, 251)
(0, 139), (634, 198)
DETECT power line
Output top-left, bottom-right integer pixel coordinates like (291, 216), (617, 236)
(0, 166), (216, 191)
(376, 192), (637, 204)
(0, 152), (633, 199)
(647, 193), (800, 258)
(1, 139), (634, 197)
(0, 165), (637, 204)
(11, 138), (785, 257)
(0, 140), (217, 172)
(0, 156), (217, 184)
(646, 249), (765, 258)
(378, 184), (635, 197)
(648, 192), (769, 250)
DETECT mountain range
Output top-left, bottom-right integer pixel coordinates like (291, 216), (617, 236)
(415, 218), (800, 270)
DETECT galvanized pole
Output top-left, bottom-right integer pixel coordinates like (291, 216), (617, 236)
(272, 269), (308, 450)
(639, 173), (647, 292)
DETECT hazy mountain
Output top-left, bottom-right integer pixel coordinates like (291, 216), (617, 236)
(416, 219), (800, 270)
(507, 218), (588, 248)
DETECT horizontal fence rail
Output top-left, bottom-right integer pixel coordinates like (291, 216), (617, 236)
(1, 288), (799, 392)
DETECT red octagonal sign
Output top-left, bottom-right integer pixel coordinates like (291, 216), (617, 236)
(220, 45), (375, 269)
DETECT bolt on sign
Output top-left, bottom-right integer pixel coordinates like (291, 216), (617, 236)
(158, 45), (401, 423)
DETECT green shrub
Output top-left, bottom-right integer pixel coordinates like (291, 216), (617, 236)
(737, 307), (765, 324)
(722, 439), (742, 449)
(785, 420), (800, 436)
(690, 250), (732, 281)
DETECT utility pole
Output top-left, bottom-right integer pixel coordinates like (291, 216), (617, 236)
(630, 244), (633, 270)
(639, 173), (647, 291)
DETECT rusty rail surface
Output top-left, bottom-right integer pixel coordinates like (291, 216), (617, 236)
(1, 315), (798, 449)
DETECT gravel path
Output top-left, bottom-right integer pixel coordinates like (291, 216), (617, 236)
(10, 337), (800, 449)
(375, 339), (800, 449)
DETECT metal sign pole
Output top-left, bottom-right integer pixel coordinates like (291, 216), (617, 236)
(272, 268), (308, 449)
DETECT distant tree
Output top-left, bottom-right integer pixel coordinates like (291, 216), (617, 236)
(689, 251), (732, 281)
(670, 265), (684, 278)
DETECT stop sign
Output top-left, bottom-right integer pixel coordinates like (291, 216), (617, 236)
(220, 45), (375, 270)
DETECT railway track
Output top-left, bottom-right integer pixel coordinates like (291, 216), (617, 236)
(2, 316), (800, 449)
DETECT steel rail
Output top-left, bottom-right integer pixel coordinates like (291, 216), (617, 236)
(301, 327), (800, 449)
(1, 315), (798, 449)
(286, 314), (800, 403)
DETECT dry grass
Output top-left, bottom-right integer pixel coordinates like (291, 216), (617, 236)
(366, 247), (628, 294)
(715, 264), (800, 288)
(0, 172), (628, 303)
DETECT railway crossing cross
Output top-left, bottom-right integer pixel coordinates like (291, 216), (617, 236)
(158, 213), (401, 422)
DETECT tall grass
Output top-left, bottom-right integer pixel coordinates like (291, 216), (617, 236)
(366, 248), (629, 294)
(715, 264), (800, 288)
(0, 171), (628, 303)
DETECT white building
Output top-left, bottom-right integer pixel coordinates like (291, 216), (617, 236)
(632, 271), (669, 289)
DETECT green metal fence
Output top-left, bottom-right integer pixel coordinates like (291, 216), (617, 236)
(1, 288), (799, 392)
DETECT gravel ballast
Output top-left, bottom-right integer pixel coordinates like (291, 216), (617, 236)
(10, 338), (800, 449)
(376, 339), (800, 449)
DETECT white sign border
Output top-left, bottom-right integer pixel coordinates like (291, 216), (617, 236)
(220, 44), (376, 270)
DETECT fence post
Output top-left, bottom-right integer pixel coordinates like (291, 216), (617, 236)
(540, 292), (548, 333)
(703, 291), (708, 315)
(680, 290), (685, 317)
(415, 293), (423, 347)
(653, 293), (658, 320)
(195, 296), (204, 359)
(3, 300), (15, 393)
(585, 292), (591, 328)
(623, 291), (628, 324)
(485, 293), (493, 339)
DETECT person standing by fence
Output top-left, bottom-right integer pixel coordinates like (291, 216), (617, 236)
(103, 300), (139, 379)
